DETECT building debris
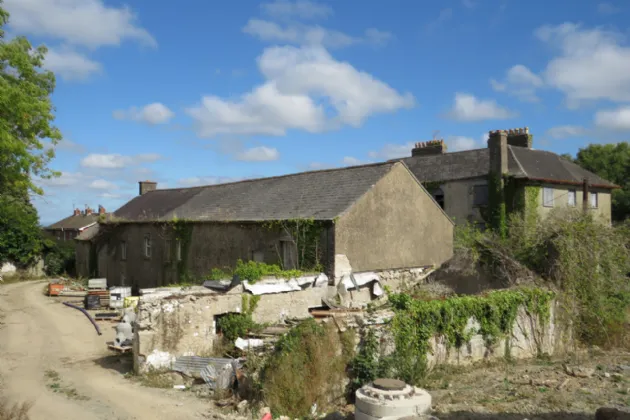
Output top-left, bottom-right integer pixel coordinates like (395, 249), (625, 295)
(235, 337), (264, 351)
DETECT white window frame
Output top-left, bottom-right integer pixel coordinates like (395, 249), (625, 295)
(567, 189), (576, 207)
(590, 192), (598, 208)
(121, 241), (127, 261)
(144, 234), (152, 258)
(543, 187), (554, 207)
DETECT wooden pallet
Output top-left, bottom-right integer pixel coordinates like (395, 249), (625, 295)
(107, 343), (132, 354)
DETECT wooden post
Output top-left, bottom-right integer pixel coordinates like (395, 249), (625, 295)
(582, 178), (589, 213)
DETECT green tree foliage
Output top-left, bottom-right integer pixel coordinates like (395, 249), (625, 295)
(0, 2), (61, 266)
(571, 143), (630, 221)
(0, 194), (42, 267)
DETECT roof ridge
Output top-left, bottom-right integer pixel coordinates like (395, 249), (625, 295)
(150, 161), (397, 192)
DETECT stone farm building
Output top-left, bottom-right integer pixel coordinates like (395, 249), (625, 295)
(400, 128), (618, 226)
(90, 161), (454, 291)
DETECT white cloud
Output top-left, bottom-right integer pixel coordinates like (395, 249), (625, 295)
(462, 0), (475, 9)
(113, 103), (174, 125)
(426, 8), (453, 32)
(597, 3), (620, 14)
(594, 106), (630, 131)
(80, 153), (161, 169)
(89, 179), (118, 190)
(545, 125), (588, 139)
(535, 23), (630, 106)
(4, 0), (156, 49)
(342, 156), (363, 166)
(236, 146), (280, 161)
(490, 64), (543, 102)
(39, 171), (89, 187)
(447, 93), (515, 121)
(243, 19), (392, 49)
(98, 192), (122, 199)
(42, 138), (86, 153)
(447, 136), (478, 152)
(261, 0), (333, 20)
(44, 47), (102, 81)
(177, 176), (243, 187)
(368, 142), (414, 160)
(187, 45), (414, 137)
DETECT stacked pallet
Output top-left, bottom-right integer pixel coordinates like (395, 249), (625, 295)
(86, 278), (109, 309)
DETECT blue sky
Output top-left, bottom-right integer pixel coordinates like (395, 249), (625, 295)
(5, 0), (630, 225)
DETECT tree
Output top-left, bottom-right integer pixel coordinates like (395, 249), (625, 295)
(0, 0), (61, 197)
(574, 143), (630, 222)
(0, 2), (61, 266)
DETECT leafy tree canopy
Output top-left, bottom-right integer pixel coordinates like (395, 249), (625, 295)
(570, 143), (630, 222)
(0, 0), (61, 197)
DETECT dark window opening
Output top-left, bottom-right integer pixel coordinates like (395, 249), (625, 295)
(473, 185), (489, 207)
(431, 188), (445, 210)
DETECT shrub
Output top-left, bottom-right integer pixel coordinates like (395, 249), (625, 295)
(233, 260), (302, 283)
(43, 239), (75, 276)
(261, 319), (354, 417)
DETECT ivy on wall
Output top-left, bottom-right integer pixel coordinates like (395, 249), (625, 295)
(487, 173), (507, 237)
(262, 218), (326, 272)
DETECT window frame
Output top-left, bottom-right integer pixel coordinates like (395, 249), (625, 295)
(590, 191), (598, 208)
(543, 187), (554, 208)
(144, 234), (152, 258)
(472, 184), (489, 207)
(567, 189), (576, 207)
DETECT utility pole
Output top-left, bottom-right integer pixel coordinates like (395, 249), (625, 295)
(582, 178), (589, 213)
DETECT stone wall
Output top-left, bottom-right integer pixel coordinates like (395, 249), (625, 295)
(133, 266), (434, 373)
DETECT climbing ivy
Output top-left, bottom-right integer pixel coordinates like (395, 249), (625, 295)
(380, 287), (554, 385)
(487, 173), (507, 238)
(263, 218), (325, 271)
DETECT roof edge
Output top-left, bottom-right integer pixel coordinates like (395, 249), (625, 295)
(518, 176), (620, 189)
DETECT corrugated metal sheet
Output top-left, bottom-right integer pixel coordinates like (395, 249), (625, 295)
(172, 356), (242, 389)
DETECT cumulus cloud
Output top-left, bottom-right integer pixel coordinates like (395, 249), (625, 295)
(177, 176), (244, 187)
(447, 136), (478, 152)
(44, 47), (102, 81)
(89, 179), (119, 190)
(235, 146), (280, 161)
(490, 64), (544, 102)
(447, 93), (515, 121)
(80, 153), (161, 169)
(4, 0), (156, 49)
(261, 0), (333, 20)
(368, 142), (415, 160)
(186, 45), (414, 137)
(594, 106), (630, 131)
(341, 156), (364, 166)
(535, 23), (630, 106)
(243, 19), (392, 49)
(113, 103), (174, 125)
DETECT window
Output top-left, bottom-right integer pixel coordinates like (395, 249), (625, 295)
(176, 240), (182, 262)
(568, 190), (576, 207)
(590, 192), (598, 208)
(473, 185), (489, 207)
(144, 234), (152, 258)
(431, 188), (445, 210)
(121, 241), (127, 261)
(543, 187), (554, 207)
(165, 240), (172, 262)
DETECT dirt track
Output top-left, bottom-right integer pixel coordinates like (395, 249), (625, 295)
(0, 281), (213, 420)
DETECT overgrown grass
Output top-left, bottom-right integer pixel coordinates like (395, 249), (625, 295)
(260, 319), (354, 417)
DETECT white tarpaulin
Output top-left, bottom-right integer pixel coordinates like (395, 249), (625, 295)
(340, 272), (383, 296)
(242, 273), (329, 296)
(235, 337), (264, 350)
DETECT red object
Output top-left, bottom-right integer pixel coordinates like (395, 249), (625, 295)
(261, 413), (272, 420)
(49, 283), (64, 296)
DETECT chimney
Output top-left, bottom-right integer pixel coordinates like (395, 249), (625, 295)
(73, 208), (81, 216)
(85, 207), (93, 215)
(139, 180), (157, 196)
(411, 139), (446, 157)
(98, 205), (106, 215)
(488, 130), (509, 175)
(506, 127), (532, 148)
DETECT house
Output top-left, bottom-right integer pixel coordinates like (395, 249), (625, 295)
(74, 223), (104, 278)
(398, 128), (618, 226)
(44, 205), (108, 241)
(94, 161), (454, 291)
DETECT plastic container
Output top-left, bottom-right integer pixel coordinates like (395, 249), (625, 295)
(49, 283), (64, 296)
(85, 294), (101, 310)
(109, 287), (132, 309)
(123, 296), (139, 310)
(88, 278), (107, 290)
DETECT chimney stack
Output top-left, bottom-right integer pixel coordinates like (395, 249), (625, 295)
(488, 130), (509, 175)
(411, 139), (447, 157)
(73, 208), (81, 216)
(139, 180), (157, 196)
(98, 205), (106, 215)
(85, 207), (93, 215)
(505, 127), (532, 148)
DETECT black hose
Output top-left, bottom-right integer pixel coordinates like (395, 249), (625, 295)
(63, 301), (102, 336)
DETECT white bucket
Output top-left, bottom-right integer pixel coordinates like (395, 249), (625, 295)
(109, 287), (132, 309)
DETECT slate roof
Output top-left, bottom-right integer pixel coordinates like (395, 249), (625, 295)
(46, 214), (101, 230)
(75, 223), (100, 241)
(113, 162), (399, 222)
(399, 146), (617, 188)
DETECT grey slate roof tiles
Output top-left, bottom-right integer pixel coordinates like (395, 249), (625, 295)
(46, 213), (101, 230)
(113, 162), (398, 222)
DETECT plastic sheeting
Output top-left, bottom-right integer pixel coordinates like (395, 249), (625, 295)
(234, 337), (264, 350)
(241, 273), (329, 296)
(340, 272), (383, 296)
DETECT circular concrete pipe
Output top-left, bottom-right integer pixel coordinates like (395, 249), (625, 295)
(355, 378), (432, 420)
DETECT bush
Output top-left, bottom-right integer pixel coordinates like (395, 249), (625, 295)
(261, 319), (354, 417)
(233, 260), (302, 283)
(43, 239), (75, 276)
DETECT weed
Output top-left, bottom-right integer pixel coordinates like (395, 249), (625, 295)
(138, 368), (174, 389)
(43, 369), (89, 401)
